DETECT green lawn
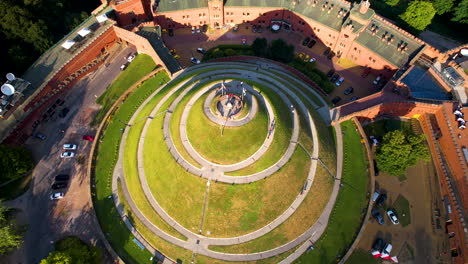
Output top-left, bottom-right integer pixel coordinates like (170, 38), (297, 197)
(393, 195), (411, 227)
(93, 71), (169, 264)
(186, 89), (269, 165)
(345, 249), (380, 264)
(296, 120), (369, 264)
(92, 54), (158, 125)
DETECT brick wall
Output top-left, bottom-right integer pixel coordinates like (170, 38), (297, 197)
(112, 0), (148, 25)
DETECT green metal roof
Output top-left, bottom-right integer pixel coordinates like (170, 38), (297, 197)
(292, 0), (351, 31)
(355, 21), (423, 67)
(343, 18), (364, 34)
(349, 4), (374, 21)
(225, 0), (285, 8)
(157, 0), (208, 12)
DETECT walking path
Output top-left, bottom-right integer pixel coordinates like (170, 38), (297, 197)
(109, 61), (344, 262)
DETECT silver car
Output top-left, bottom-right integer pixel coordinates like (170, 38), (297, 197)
(63, 144), (77, 150)
(60, 152), (75, 158)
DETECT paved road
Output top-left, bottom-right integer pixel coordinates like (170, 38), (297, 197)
(0, 45), (134, 264)
(110, 61), (344, 262)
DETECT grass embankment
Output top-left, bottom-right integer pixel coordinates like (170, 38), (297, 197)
(296, 120), (369, 264)
(393, 195), (411, 227)
(345, 249), (379, 264)
(93, 71), (168, 264)
(186, 91), (269, 165)
(92, 54), (157, 126)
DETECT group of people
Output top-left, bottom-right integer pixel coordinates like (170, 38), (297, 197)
(454, 105), (465, 130)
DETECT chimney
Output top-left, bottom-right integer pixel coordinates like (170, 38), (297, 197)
(360, 0), (370, 14)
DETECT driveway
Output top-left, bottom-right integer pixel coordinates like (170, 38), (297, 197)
(0, 44), (135, 264)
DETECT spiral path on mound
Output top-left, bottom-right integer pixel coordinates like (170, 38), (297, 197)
(110, 61), (344, 262)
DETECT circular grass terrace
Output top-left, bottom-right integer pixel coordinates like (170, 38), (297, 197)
(93, 61), (358, 264)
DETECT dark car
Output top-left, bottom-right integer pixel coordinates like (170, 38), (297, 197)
(252, 25), (257, 33)
(168, 28), (174, 37)
(326, 69), (335, 78)
(51, 182), (68, 190)
(58, 107), (70, 118)
(376, 193), (387, 206)
(196, 48), (206, 54)
(323, 48), (331, 56)
(55, 174), (70, 181)
(330, 74), (340, 83)
(201, 24), (208, 33)
(327, 51), (335, 60)
(344, 87), (354, 95)
(361, 68), (371, 78)
(257, 25), (262, 33)
(302, 37), (311, 46)
(331, 96), (341, 105)
(34, 132), (47, 140)
(372, 209), (385, 225)
(373, 160), (379, 176)
(307, 39), (317, 48)
(372, 238), (384, 251)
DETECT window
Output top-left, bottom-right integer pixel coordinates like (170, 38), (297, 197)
(354, 47), (357, 51)
(200, 21), (203, 24)
(231, 19), (234, 22)
(183, 16), (185, 19)
(373, 59), (376, 63)
(275, 13), (279, 16)
(369, 57), (372, 61)
(187, 15), (190, 18)
(247, 12), (250, 16)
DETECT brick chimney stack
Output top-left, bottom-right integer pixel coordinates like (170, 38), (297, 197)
(359, 0), (370, 14)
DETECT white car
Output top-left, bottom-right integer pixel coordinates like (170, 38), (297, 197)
(61, 152), (75, 158)
(50, 192), (64, 200)
(387, 210), (400, 225)
(127, 54), (135, 62)
(335, 77), (345, 86)
(309, 58), (316, 62)
(190, 57), (201, 64)
(63, 144), (77, 150)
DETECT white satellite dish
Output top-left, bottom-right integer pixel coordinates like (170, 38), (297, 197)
(6, 73), (15, 81)
(461, 49), (468, 57)
(1, 84), (15, 96)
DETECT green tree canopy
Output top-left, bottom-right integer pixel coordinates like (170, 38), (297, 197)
(375, 130), (430, 176)
(251, 37), (268, 57)
(400, 1), (436, 31)
(0, 144), (34, 183)
(0, 205), (22, 255)
(452, 0), (468, 23)
(40, 237), (101, 264)
(268, 39), (295, 63)
(385, 0), (400, 6)
(431, 0), (455, 15)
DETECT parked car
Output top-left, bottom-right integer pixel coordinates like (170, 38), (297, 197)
(196, 28), (200, 34)
(127, 54), (136, 62)
(82, 135), (95, 141)
(331, 96), (341, 105)
(196, 48), (206, 54)
(58, 107), (70, 118)
(373, 190), (380, 202)
(120, 63), (128, 71)
(302, 37), (311, 46)
(257, 25), (263, 33)
(50, 192), (64, 200)
(34, 132), (47, 140)
(51, 182), (67, 190)
(372, 209), (385, 225)
(309, 58), (316, 62)
(168, 28), (174, 37)
(191, 27), (195, 34)
(241, 38), (247, 45)
(376, 193), (387, 206)
(350, 96), (358, 102)
(233, 25), (239, 32)
(330, 74), (340, 83)
(63, 144), (77, 150)
(344, 87), (354, 95)
(381, 243), (393, 259)
(361, 68), (371, 78)
(55, 174), (70, 181)
(307, 39), (317, 48)
(201, 24), (208, 33)
(323, 48), (331, 56)
(335, 77), (345, 86)
(373, 75), (382, 85)
(60, 152), (75, 158)
(326, 69), (335, 78)
(372, 238), (384, 252)
(190, 57), (201, 64)
(387, 209), (400, 225)
(327, 51), (335, 60)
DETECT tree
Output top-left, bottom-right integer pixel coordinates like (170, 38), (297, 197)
(385, 0), (400, 6)
(400, 1), (436, 31)
(375, 130), (430, 176)
(40, 237), (101, 264)
(0, 144), (34, 183)
(452, 0), (468, 23)
(431, 0), (455, 15)
(0, 205), (22, 255)
(268, 39), (294, 63)
(251, 37), (268, 57)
